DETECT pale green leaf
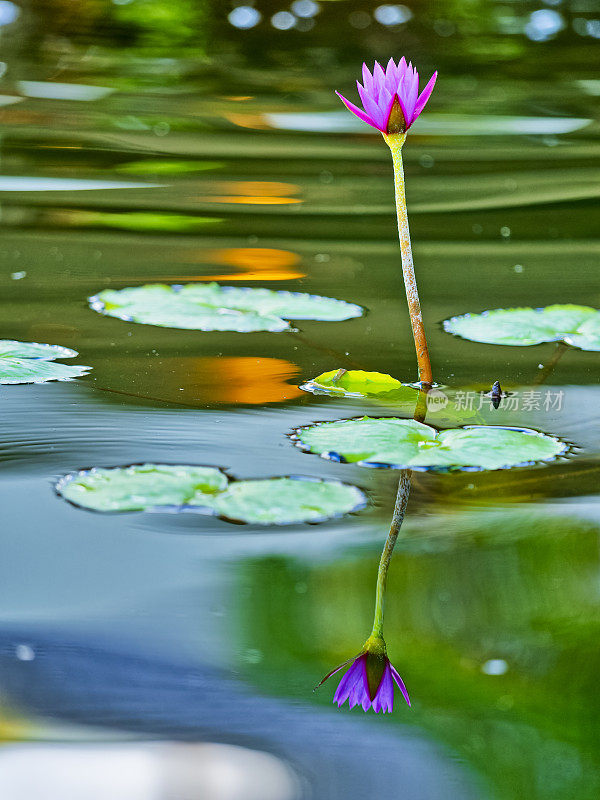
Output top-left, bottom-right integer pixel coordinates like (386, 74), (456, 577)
(563, 316), (600, 351)
(90, 283), (363, 332)
(210, 477), (367, 525)
(293, 417), (567, 471)
(444, 304), (599, 348)
(56, 465), (367, 524)
(57, 464), (228, 512)
(0, 339), (91, 385)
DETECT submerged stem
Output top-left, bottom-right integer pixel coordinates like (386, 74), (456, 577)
(383, 132), (433, 387)
(371, 469), (412, 639)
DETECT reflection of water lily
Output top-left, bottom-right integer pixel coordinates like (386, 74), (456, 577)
(319, 636), (410, 713)
(336, 58), (437, 135)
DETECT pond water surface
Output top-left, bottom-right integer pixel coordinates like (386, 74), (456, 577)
(0, 2), (599, 799)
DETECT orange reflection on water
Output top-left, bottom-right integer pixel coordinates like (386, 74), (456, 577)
(225, 112), (269, 129)
(198, 180), (301, 206)
(203, 196), (301, 205)
(183, 356), (303, 405)
(169, 247), (306, 281)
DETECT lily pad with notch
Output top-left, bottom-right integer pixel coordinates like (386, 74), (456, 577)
(292, 417), (568, 472)
(443, 304), (600, 350)
(0, 340), (91, 385)
(89, 283), (364, 333)
(56, 464), (367, 525)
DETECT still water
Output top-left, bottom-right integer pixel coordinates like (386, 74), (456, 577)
(0, 1), (599, 798)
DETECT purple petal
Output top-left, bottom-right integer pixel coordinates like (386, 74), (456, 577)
(398, 56), (407, 78)
(373, 61), (386, 99)
(372, 663), (394, 713)
(361, 63), (374, 95)
(358, 658), (372, 710)
(384, 57), (398, 94)
(335, 91), (379, 130)
(391, 665), (411, 707)
(411, 71), (437, 124)
(348, 670), (370, 710)
(333, 657), (364, 706)
(403, 70), (419, 124)
(358, 89), (387, 131)
(356, 81), (373, 111)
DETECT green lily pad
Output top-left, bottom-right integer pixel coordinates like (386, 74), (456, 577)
(57, 464), (228, 512)
(0, 340), (91, 385)
(292, 417), (567, 472)
(56, 464), (367, 524)
(89, 283), (363, 333)
(210, 477), (367, 525)
(563, 316), (600, 351)
(301, 369), (418, 399)
(443, 304), (600, 349)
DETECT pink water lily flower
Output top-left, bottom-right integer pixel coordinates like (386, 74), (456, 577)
(336, 57), (437, 135)
(318, 636), (411, 713)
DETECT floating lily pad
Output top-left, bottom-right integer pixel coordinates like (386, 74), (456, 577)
(292, 417), (567, 472)
(443, 304), (600, 350)
(0, 340), (91, 385)
(57, 464), (228, 512)
(89, 283), (363, 333)
(301, 369), (418, 399)
(56, 464), (367, 525)
(210, 477), (367, 525)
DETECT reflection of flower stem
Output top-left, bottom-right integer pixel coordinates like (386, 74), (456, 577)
(371, 388), (426, 638)
(532, 341), (568, 386)
(371, 469), (411, 638)
(383, 132), (433, 388)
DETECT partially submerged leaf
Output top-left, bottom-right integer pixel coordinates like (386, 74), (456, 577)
(443, 305), (600, 349)
(292, 417), (567, 471)
(300, 370), (482, 426)
(56, 464), (367, 524)
(90, 283), (363, 332)
(0, 340), (91, 385)
(301, 369), (417, 399)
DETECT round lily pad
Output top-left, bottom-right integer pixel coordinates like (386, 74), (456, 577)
(89, 283), (363, 333)
(301, 369), (419, 400)
(0, 340), (91, 385)
(56, 464), (367, 525)
(210, 477), (367, 525)
(292, 417), (568, 472)
(443, 304), (600, 350)
(57, 464), (228, 512)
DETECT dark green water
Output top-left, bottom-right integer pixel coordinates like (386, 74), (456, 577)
(0, 2), (598, 798)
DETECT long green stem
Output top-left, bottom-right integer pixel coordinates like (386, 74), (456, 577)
(383, 132), (433, 387)
(371, 469), (412, 638)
